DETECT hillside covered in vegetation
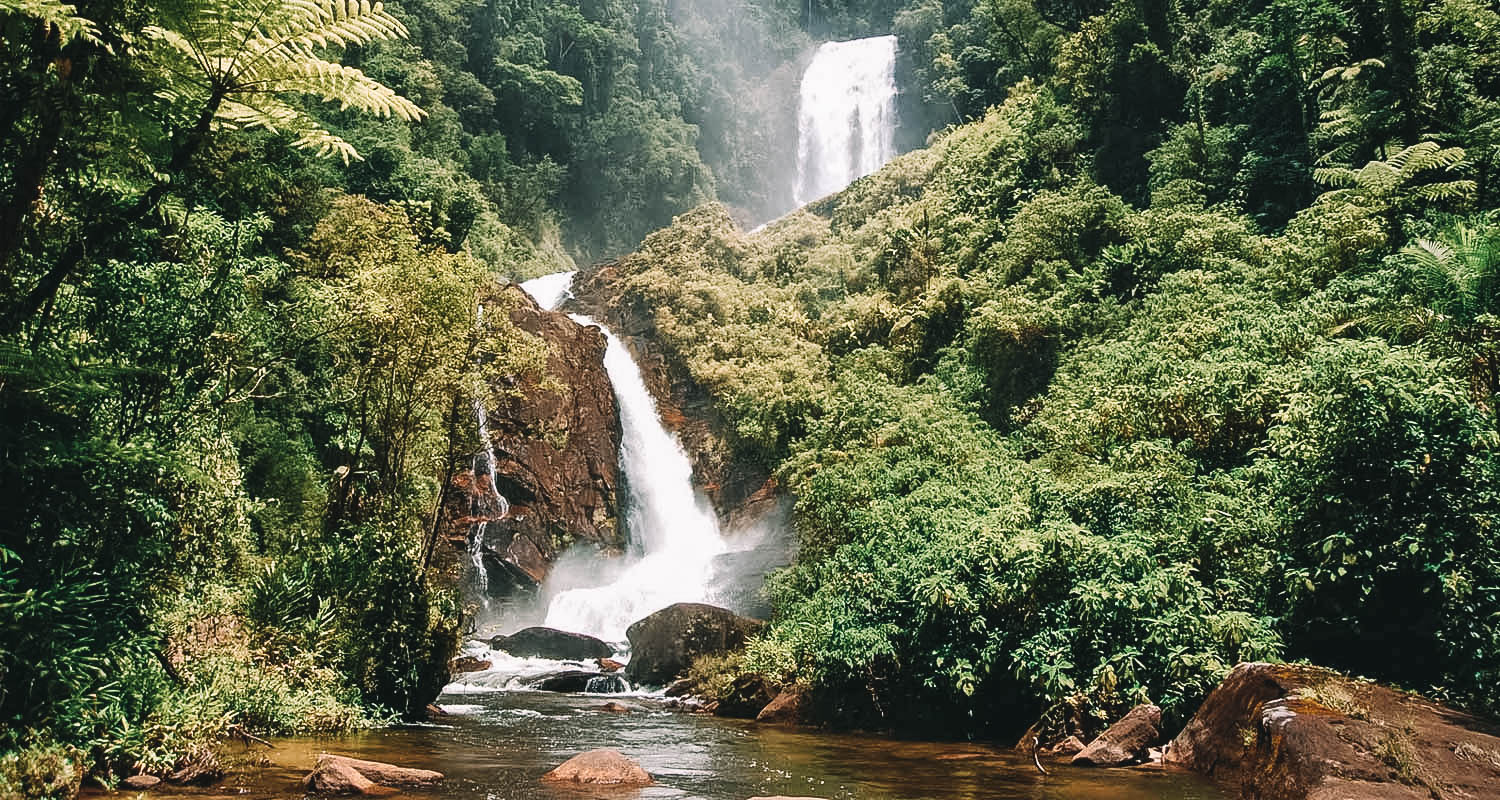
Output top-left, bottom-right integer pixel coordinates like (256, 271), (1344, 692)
(589, 0), (1500, 739)
(1, 0), (1498, 792)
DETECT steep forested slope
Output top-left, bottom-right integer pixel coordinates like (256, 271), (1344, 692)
(587, 0), (1500, 738)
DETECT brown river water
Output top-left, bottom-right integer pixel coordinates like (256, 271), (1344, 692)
(143, 688), (1228, 800)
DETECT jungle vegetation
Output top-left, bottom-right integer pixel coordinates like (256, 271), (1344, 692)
(1, 0), (1497, 791)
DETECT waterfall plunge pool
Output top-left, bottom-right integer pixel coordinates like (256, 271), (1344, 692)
(143, 688), (1228, 800)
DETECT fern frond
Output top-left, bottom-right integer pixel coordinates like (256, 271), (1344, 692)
(0, 0), (99, 45)
(1409, 180), (1477, 202)
(218, 96), (360, 163)
(1313, 166), (1358, 188)
(243, 56), (424, 120)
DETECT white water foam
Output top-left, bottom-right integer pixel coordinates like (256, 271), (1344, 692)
(794, 35), (899, 206)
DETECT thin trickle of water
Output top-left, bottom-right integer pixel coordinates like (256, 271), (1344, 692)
(794, 35), (899, 206)
(469, 305), (510, 597)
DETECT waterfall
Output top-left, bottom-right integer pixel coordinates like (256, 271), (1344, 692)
(469, 305), (510, 596)
(517, 273), (726, 643)
(794, 35), (899, 206)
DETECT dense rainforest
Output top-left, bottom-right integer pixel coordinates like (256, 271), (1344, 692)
(1, 0), (1498, 794)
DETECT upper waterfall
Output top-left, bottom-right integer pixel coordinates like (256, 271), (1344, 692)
(794, 35), (899, 206)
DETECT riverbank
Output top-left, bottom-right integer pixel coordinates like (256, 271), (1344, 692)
(110, 688), (1225, 800)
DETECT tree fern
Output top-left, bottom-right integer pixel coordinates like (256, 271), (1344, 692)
(143, 0), (425, 163)
(0, 0), (98, 44)
(1314, 141), (1476, 208)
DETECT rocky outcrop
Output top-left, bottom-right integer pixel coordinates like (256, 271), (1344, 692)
(714, 674), (777, 719)
(756, 686), (812, 725)
(449, 655), (490, 674)
(1167, 662), (1500, 799)
(304, 755), (442, 795)
(1070, 703), (1162, 767)
(488, 626), (612, 660)
(624, 603), (765, 686)
(572, 263), (771, 523)
(540, 749), (653, 786)
(440, 284), (622, 595)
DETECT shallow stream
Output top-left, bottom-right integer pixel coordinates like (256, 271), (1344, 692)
(154, 685), (1227, 800)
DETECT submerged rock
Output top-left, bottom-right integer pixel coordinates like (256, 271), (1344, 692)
(525, 670), (629, 693)
(1071, 704), (1162, 767)
(624, 602), (764, 686)
(540, 748), (653, 786)
(488, 626), (612, 660)
(1167, 661), (1500, 799)
(303, 754), (443, 795)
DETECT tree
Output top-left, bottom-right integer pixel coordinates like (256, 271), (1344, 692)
(1390, 222), (1500, 417)
(1, 0), (424, 335)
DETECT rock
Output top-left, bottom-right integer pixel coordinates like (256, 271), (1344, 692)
(573, 262), (776, 526)
(488, 626), (612, 660)
(756, 686), (811, 725)
(305, 755), (443, 792)
(1167, 662), (1500, 800)
(122, 775), (161, 789)
(540, 749), (653, 786)
(600, 701), (641, 713)
(746, 797), (828, 799)
(597, 657), (625, 672)
(624, 603), (765, 686)
(664, 678), (695, 697)
(305, 759), (381, 795)
(526, 670), (629, 693)
(1047, 735), (1087, 758)
(1071, 704), (1162, 767)
(449, 655), (491, 673)
(715, 674), (776, 719)
(438, 284), (622, 596)
(166, 748), (223, 785)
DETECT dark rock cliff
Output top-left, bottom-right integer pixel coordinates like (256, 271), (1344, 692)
(569, 261), (778, 529)
(440, 284), (622, 595)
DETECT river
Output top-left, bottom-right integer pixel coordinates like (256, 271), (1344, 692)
(152, 687), (1227, 800)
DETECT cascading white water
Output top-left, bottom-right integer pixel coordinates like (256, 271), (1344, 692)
(794, 35), (899, 206)
(516, 273), (726, 644)
(469, 305), (510, 596)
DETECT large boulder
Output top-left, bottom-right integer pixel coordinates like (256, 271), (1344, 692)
(624, 603), (764, 686)
(540, 749), (653, 786)
(1166, 662), (1500, 799)
(1070, 704), (1162, 767)
(489, 626), (612, 660)
(525, 670), (629, 693)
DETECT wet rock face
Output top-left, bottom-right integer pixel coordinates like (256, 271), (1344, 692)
(624, 602), (765, 686)
(1167, 661), (1500, 799)
(442, 284), (622, 594)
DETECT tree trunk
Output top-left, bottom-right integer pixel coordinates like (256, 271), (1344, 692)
(0, 87), (226, 337)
